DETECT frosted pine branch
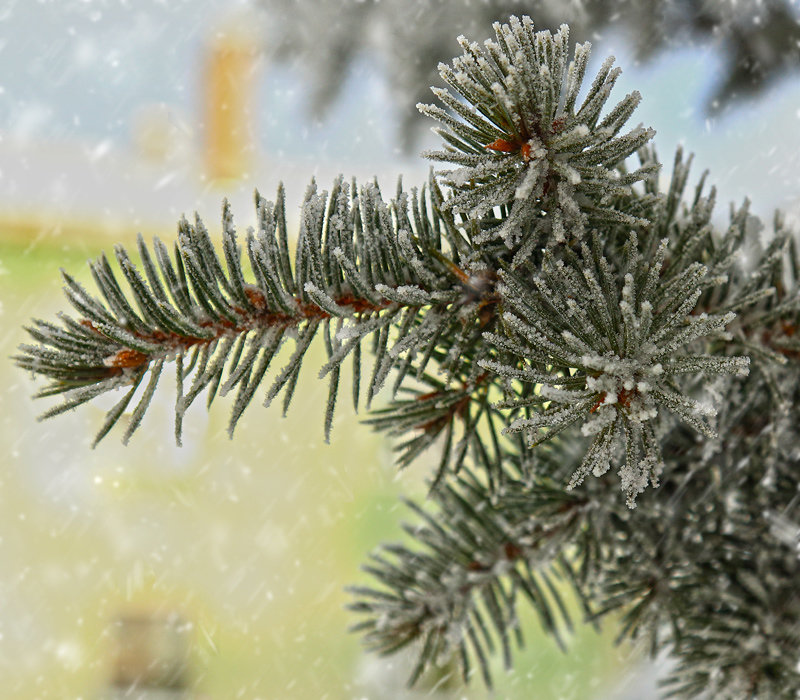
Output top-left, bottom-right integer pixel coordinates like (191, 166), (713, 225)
(17, 177), (500, 447)
(348, 462), (589, 687)
(16, 13), (800, 698)
(486, 228), (749, 507)
(419, 18), (657, 261)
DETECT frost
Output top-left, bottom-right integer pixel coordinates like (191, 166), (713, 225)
(514, 165), (541, 201)
(421, 18), (655, 256)
(496, 226), (746, 504)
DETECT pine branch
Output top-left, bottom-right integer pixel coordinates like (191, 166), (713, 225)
(16, 176), (499, 447)
(419, 18), (657, 261)
(589, 369), (800, 698)
(16, 13), (800, 698)
(348, 454), (592, 687)
(485, 235), (748, 506)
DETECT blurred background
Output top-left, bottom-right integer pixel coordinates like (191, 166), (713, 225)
(1, 1), (800, 697)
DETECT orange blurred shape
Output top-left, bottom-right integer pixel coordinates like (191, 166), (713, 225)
(204, 27), (261, 182)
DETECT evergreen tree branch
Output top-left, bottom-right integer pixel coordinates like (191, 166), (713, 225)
(586, 361), (800, 698)
(348, 454), (592, 687)
(16, 176), (501, 448)
(485, 236), (748, 505)
(16, 14), (800, 697)
(419, 18), (657, 262)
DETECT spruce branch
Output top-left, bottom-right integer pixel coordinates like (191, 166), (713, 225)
(419, 18), (657, 261)
(484, 225), (749, 506)
(16, 176), (500, 448)
(348, 457), (591, 687)
(590, 368), (800, 698)
(15, 13), (800, 698)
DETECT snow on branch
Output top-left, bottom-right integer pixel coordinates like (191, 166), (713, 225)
(484, 230), (749, 507)
(419, 17), (657, 262)
(17, 176), (499, 447)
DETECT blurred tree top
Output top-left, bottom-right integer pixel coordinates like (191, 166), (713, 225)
(259, 0), (800, 148)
